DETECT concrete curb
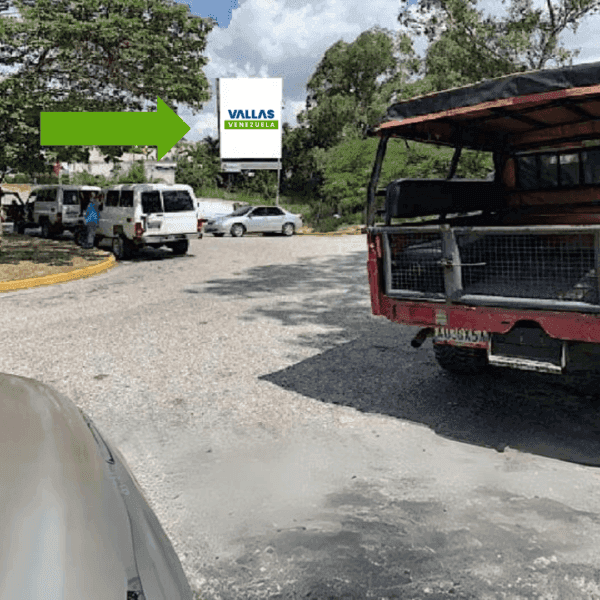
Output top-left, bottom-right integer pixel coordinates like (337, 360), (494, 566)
(0, 253), (117, 293)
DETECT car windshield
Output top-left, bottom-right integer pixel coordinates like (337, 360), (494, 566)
(162, 190), (195, 212)
(229, 206), (252, 216)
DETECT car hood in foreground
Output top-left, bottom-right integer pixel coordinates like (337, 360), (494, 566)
(0, 373), (193, 600)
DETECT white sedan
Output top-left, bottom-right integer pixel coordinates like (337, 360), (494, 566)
(203, 205), (303, 237)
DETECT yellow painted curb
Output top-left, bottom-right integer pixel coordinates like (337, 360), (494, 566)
(0, 254), (117, 292)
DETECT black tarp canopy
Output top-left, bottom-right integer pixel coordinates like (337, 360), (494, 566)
(375, 61), (600, 152)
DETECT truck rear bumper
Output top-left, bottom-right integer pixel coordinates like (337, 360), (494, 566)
(135, 233), (195, 245)
(376, 297), (600, 344)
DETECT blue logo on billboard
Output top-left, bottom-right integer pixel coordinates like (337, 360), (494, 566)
(225, 109), (278, 129)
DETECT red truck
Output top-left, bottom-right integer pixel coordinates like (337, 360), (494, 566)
(366, 61), (600, 392)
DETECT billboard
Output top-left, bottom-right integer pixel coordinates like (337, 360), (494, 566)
(217, 78), (282, 161)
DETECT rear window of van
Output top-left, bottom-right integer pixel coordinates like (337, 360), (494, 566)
(162, 190), (195, 212)
(142, 191), (162, 214)
(63, 190), (79, 205)
(120, 191), (134, 207)
(106, 191), (119, 207)
(37, 189), (57, 202)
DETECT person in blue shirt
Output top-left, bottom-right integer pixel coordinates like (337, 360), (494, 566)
(83, 195), (99, 249)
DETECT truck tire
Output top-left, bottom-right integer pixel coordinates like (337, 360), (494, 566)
(433, 343), (489, 374)
(112, 236), (131, 260)
(170, 240), (189, 255)
(563, 372), (600, 398)
(75, 228), (85, 247)
(40, 221), (51, 239)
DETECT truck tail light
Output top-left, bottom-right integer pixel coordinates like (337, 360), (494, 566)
(197, 219), (206, 232)
(56, 213), (62, 224)
(134, 222), (144, 238)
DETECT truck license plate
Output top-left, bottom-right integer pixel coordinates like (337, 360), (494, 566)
(434, 327), (490, 344)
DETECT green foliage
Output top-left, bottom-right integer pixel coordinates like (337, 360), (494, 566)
(283, 27), (427, 221)
(116, 161), (156, 184)
(313, 136), (493, 223)
(282, 125), (322, 196)
(70, 171), (111, 186)
(238, 170), (278, 201)
(398, 0), (600, 84)
(5, 173), (33, 184)
(303, 28), (408, 148)
(0, 0), (214, 180)
(175, 139), (222, 194)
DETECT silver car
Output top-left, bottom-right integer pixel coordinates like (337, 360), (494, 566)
(0, 373), (193, 600)
(204, 205), (303, 237)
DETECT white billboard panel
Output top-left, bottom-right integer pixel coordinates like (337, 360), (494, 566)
(218, 78), (282, 160)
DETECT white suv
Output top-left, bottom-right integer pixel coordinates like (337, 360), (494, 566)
(31, 185), (101, 238)
(97, 184), (201, 259)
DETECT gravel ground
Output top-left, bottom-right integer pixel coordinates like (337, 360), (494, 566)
(0, 235), (372, 595)
(4, 234), (600, 599)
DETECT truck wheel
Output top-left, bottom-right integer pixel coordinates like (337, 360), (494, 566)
(75, 228), (85, 247)
(112, 236), (131, 260)
(40, 222), (51, 239)
(230, 224), (245, 238)
(433, 343), (489, 374)
(16, 222), (25, 235)
(563, 372), (600, 398)
(170, 240), (189, 255)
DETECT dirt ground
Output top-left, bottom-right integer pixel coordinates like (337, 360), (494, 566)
(0, 232), (110, 282)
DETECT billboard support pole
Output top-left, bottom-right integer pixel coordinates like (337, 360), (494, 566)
(275, 166), (281, 206)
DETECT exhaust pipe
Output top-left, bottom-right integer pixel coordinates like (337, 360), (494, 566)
(411, 327), (435, 348)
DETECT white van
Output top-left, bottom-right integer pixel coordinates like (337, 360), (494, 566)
(31, 185), (101, 238)
(97, 184), (201, 259)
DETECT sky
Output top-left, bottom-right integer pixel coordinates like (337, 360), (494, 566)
(178, 0), (600, 142)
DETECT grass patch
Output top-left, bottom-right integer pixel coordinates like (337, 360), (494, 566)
(0, 233), (109, 282)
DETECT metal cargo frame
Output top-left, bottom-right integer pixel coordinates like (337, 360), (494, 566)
(372, 224), (600, 314)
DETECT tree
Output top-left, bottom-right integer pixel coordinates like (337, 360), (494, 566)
(281, 123), (323, 197)
(0, 0), (214, 181)
(175, 139), (222, 194)
(237, 169), (277, 200)
(302, 28), (410, 148)
(282, 27), (421, 209)
(398, 0), (600, 91)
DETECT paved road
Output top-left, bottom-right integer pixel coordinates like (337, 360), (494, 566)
(3, 235), (600, 599)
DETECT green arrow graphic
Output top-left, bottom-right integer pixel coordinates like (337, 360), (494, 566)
(40, 97), (190, 161)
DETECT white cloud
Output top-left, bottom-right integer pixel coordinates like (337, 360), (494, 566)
(193, 112), (218, 139)
(283, 99), (306, 125)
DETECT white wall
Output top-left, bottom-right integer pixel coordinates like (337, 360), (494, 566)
(66, 147), (179, 184)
